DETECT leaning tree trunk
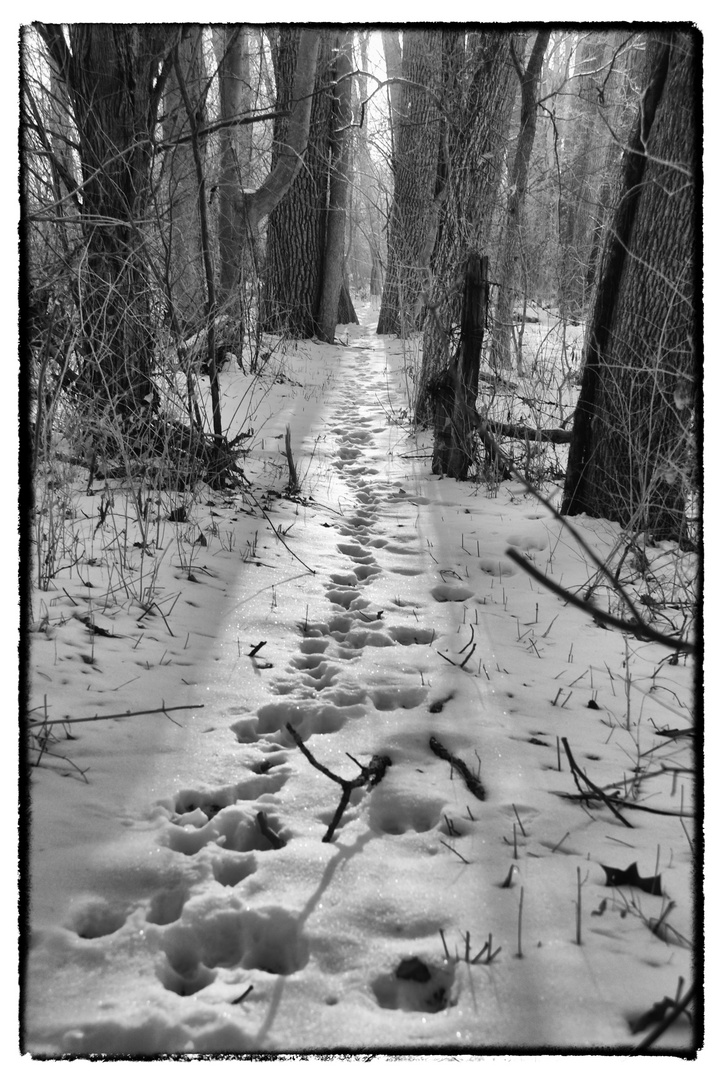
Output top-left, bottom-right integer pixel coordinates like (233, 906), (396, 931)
(376, 30), (442, 336)
(416, 32), (517, 425)
(561, 30), (699, 545)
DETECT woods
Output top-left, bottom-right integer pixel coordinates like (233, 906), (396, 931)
(23, 23), (701, 568)
(21, 25), (703, 1056)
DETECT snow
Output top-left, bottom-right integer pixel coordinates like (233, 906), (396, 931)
(23, 302), (698, 1058)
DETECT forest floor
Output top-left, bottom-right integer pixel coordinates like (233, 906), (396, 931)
(22, 301), (699, 1060)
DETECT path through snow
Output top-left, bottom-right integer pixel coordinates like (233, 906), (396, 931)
(25, 308), (696, 1055)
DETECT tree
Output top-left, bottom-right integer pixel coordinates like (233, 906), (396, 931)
(36, 24), (176, 416)
(162, 27), (208, 333)
(262, 30), (358, 339)
(415, 31), (517, 425)
(317, 32), (355, 343)
(489, 31), (550, 373)
(561, 31), (699, 545)
(376, 30), (442, 336)
(214, 27), (255, 307)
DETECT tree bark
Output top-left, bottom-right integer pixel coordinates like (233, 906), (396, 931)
(317, 33), (355, 343)
(214, 27), (254, 305)
(376, 30), (442, 336)
(490, 31), (550, 373)
(242, 29), (321, 236)
(416, 32), (517, 424)
(432, 254), (489, 478)
(262, 30), (333, 337)
(561, 31), (699, 545)
(38, 24), (175, 416)
(163, 27), (207, 333)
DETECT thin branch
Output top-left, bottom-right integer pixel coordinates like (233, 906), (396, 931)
(286, 723), (391, 842)
(28, 704), (202, 728)
(561, 737), (633, 827)
(504, 549), (693, 654)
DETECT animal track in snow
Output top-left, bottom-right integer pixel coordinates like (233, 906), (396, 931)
(157, 953), (216, 996)
(388, 626), (435, 646)
(371, 958), (457, 1013)
(328, 571), (358, 587)
(507, 531), (548, 551)
(325, 587), (362, 609)
(478, 556), (518, 577)
(233, 699), (364, 744)
(368, 788), (445, 835)
(171, 772), (289, 820)
(158, 897), (310, 989)
(146, 886), (189, 926)
(430, 583), (475, 602)
(65, 897), (128, 939)
(211, 852), (258, 888)
(351, 564), (381, 581)
(368, 685), (428, 711)
(163, 804), (289, 856)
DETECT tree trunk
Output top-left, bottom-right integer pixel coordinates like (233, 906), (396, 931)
(317, 33), (355, 343)
(243, 29), (321, 236)
(416, 32), (517, 424)
(376, 30), (442, 336)
(490, 31), (550, 374)
(337, 278), (359, 325)
(163, 27), (207, 334)
(261, 30), (332, 337)
(432, 254), (489, 478)
(214, 27), (254, 306)
(561, 31), (699, 545)
(38, 24), (175, 416)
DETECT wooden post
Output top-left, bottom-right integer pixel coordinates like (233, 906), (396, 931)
(432, 253), (488, 479)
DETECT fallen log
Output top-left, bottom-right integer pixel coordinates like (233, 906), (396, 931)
(489, 421), (572, 444)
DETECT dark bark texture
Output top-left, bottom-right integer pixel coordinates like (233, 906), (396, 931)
(39, 24), (175, 415)
(416, 32), (516, 424)
(376, 30), (443, 336)
(262, 30), (333, 337)
(562, 31), (700, 545)
(432, 253), (489, 478)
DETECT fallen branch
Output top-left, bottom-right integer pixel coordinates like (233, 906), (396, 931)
(504, 549), (694, 655)
(286, 723), (391, 842)
(561, 737), (633, 828)
(28, 703), (202, 728)
(429, 736), (486, 801)
(555, 792), (695, 818)
(471, 416), (696, 658)
(489, 420), (571, 444)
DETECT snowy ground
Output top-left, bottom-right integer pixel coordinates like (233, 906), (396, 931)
(22, 302), (698, 1058)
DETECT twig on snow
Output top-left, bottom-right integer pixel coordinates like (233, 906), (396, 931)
(561, 737), (633, 828)
(286, 723), (391, 842)
(27, 703), (202, 728)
